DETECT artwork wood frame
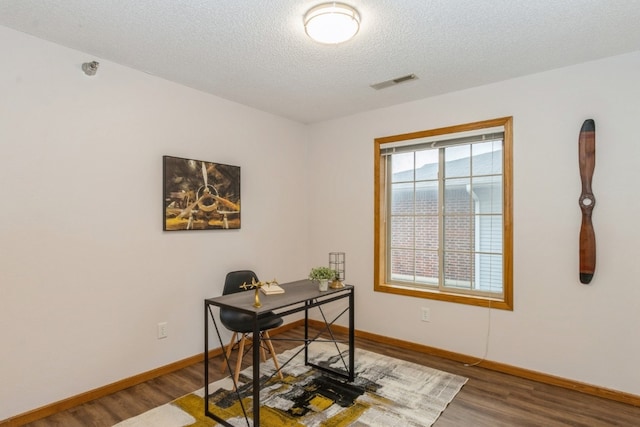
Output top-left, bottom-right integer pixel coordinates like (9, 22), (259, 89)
(163, 155), (240, 231)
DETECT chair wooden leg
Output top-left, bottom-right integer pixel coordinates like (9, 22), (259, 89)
(220, 332), (238, 373)
(260, 337), (267, 363)
(263, 330), (283, 379)
(233, 334), (246, 387)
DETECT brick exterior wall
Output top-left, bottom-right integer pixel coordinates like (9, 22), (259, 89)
(390, 185), (475, 284)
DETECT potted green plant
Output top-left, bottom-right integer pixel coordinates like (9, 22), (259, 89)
(308, 266), (336, 291)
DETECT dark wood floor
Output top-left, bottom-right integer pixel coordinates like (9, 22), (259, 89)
(20, 326), (640, 426)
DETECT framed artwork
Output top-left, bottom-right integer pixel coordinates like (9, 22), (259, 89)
(163, 155), (240, 231)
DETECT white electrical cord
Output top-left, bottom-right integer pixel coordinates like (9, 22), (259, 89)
(464, 143), (499, 368)
(464, 298), (492, 367)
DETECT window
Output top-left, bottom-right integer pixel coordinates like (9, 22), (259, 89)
(374, 117), (513, 309)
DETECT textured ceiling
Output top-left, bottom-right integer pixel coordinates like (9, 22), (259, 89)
(2, 0), (640, 123)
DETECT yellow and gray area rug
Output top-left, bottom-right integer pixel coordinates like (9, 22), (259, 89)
(116, 343), (467, 426)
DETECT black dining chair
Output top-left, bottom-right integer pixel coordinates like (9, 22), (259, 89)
(219, 270), (283, 386)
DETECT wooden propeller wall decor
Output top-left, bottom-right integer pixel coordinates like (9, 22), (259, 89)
(578, 119), (596, 284)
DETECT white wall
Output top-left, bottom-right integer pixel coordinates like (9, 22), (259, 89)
(307, 51), (640, 396)
(0, 27), (310, 420)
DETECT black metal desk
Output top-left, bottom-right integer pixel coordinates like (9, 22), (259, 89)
(204, 279), (354, 427)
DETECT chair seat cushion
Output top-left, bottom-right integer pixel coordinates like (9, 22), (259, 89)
(220, 309), (283, 333)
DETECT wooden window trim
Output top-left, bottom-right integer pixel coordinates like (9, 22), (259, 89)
(374, 117), (513, 310)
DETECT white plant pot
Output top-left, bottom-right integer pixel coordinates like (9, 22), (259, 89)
(318, 279), (329, 291)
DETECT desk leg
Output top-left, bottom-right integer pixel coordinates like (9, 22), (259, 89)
(204, 301), (209, 416)
(349, 287), (355, 382)
(304, 300), (310, 364)
(252, 316), (260, 426)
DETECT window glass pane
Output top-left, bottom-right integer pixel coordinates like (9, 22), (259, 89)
(391, 182), (413, 215)
(476, 253), (503, 293)
(472, 141), (502, 175)
(390, 216), (414, 248)
(471, 176), (502, 214)
(378, 118), (511, 304)
(390, 248), (414, 280)
(444, 178), (471, 214)
(477, 215), (502, 253)
(443, 251), (473, 289)
(391, 152), (414, 182)
(415, 216), (438, 250)
(415, 250), (438, 285)
(445, 145), (470, 177)
(415, 150), (439, 180)
(415, 181), (438, 215)
(444, 216), (472, 252)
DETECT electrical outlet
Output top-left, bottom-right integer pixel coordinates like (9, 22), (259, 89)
(421, 307), (431, 322)
(157, 322), (168, 339)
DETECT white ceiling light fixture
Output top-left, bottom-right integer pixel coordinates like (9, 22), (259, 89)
(304, 2), (360, 44)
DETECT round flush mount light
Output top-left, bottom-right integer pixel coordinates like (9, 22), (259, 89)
(304, 3), (360, 44)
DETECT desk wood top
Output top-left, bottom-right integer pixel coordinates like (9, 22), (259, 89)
(205, 279), (353, 315)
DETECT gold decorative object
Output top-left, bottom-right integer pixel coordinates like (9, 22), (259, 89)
(240, 277), (279, 308)
(330, 278), (344, 289)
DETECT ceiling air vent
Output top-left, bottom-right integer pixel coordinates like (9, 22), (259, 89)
(370, 74), (418, 90)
